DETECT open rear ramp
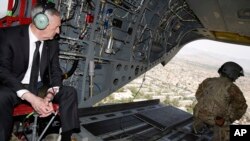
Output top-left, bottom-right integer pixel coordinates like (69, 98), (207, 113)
(75, 99), (213, 141)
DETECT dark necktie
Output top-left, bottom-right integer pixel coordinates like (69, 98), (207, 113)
(29, 41), (41, 94)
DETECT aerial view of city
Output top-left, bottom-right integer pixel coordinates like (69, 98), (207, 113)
(99, 40), (250, 125)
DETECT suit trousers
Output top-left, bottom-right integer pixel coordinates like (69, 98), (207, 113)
(0, 85), (80, 141)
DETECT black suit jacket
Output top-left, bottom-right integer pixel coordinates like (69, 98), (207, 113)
(0, 25), (62, 92)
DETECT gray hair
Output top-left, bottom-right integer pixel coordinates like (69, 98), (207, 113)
(31, 4), (60, 20)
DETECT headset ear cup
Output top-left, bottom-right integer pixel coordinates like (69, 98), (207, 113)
(33, 12), (49, 30)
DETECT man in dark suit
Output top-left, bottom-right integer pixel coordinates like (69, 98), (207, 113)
(0, 3), (80, 141)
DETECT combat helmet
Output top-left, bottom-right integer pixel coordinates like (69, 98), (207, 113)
(218, 61), (244, 81)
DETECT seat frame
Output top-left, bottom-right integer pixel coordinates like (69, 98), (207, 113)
(13, 103), (59, 141)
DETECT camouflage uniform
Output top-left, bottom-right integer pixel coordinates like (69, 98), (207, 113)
(193, 76), (247, 141)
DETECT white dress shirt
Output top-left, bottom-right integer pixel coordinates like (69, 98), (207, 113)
(17, 25), (44, 98)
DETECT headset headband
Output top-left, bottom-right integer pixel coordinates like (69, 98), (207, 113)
(40, 1), (55, 11)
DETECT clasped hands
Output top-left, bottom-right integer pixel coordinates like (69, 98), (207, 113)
(22, 91), (56, 117)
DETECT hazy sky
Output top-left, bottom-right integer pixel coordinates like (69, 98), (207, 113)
(181, 39), (250, 60)
(176, 39), (250, 73)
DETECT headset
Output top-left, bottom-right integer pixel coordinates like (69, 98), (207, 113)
(33, 2), (55, 30)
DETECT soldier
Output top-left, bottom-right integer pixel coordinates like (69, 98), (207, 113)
(193, 61), (248, 141)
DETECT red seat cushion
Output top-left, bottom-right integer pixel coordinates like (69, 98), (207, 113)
(13, 104), (34, 116)
(13, 103), (59, 116)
